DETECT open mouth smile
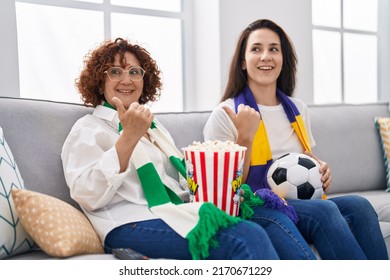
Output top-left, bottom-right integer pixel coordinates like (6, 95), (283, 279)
(258, 66), (274, 70)
(116, 89), (135, 94)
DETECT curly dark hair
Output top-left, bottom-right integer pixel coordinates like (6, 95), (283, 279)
(76, 38), (162, 107)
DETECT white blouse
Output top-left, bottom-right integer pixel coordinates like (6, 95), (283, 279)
(203, 97), (316, 160)
(61, 105), (189, 243)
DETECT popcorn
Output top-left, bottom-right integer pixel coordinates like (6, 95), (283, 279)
(182, 140), (246, 216)
(184, 140), (242, 151)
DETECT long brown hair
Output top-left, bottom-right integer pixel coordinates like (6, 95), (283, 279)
(222, 19), (297, 101)
(76, 38), (162, 107)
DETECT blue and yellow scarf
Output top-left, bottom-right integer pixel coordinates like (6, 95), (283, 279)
(234, 86), (311, 193)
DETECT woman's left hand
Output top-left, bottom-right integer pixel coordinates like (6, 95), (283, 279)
(305, 151), (332, 193)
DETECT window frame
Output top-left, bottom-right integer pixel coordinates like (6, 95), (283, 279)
(312, 0), (381, 104)
(3, 0), (193, 111)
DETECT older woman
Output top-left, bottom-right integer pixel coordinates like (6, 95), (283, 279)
(61, 37), (279, 260)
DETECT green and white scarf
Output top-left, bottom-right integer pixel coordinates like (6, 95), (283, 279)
(104, 102), (241, 259)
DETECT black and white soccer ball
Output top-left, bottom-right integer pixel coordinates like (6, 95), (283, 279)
(266, 153), (323, 200)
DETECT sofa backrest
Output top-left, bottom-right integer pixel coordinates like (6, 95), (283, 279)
(0, 97), (211, 209)
(0, 97), (93, 209)
(158, 103), (390, 195)
(309, 102), (390, 194)
(155, 111), (211, 150)
(1, 96), (389, 208)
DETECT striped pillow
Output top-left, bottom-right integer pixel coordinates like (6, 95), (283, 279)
(0, 127), (34, 259)
(375, 117), (390, 192)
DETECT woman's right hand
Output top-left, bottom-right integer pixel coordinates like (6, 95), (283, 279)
(223, 104), (261, 142)
(222, 104), (261, 183)
(111, 97), (154, 142)
(112, 97), (154, 172)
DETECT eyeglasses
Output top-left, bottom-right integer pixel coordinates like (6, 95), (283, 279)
(104, 66), (145, 82)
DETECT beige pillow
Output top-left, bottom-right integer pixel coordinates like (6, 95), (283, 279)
(11, 189), (104, 257)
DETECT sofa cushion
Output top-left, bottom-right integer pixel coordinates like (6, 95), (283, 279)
(0, 127), (34, 259)
(6, 249), (117, 260)
(12, 189), (104, 257)
(309, 103), (389, 194)
(0, 97), (93, 210)
(374, 117), (390, 192)
(156, 111), (211, 151)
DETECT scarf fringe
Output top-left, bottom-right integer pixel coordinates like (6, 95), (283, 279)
(239, 184), (298, 224)
(186, 202), (241, 260)
(239, 184), (265, 219)
(255, 188), (299, 224)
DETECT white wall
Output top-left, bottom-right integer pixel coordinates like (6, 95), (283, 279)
(220, 0), (314, 104)
(192, 0), (314, 111)
(378, 0), (390, 102)
(0, 0), (321, 109)
(10, 1), (390, 110)
(191, 0), (222, 111)
(0, 1), (20, 97)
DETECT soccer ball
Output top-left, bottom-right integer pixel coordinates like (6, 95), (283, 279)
(266, 153), (323, 200)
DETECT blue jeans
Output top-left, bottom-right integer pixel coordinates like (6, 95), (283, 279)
(104, 219), (279, 260)
(249, 206), (317, 260)
(289, 195), (388, 260)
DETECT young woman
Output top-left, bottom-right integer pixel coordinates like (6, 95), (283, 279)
(203, 19), (388, 260)
(61, 37), (280, 260)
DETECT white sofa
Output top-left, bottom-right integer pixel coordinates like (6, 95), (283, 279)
(1, 96), (390, 259)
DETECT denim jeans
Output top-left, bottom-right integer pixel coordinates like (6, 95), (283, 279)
(249, 206), (317, 260)
(104, 219), (279, 260)
(289, 195), (388, 260)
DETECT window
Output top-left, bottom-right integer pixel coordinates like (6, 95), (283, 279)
(312, 0), (378, 104)
(14, 0), (184, 112)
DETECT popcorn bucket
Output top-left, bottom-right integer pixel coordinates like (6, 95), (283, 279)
(182, 142), (246, 216)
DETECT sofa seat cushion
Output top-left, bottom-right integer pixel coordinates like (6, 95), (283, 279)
(328, 190), (390, 222)
(379, 222), (390, 256)
(328, 191), (390, 257)
(6, 249), (117, 260)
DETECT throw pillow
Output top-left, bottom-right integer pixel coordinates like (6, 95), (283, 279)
(0, 127), (34, 259)
(12, 189), (104, 257)
(375, 117), (390, 192)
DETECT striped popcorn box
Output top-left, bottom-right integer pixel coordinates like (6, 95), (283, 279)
(182, 141), (246, 216)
